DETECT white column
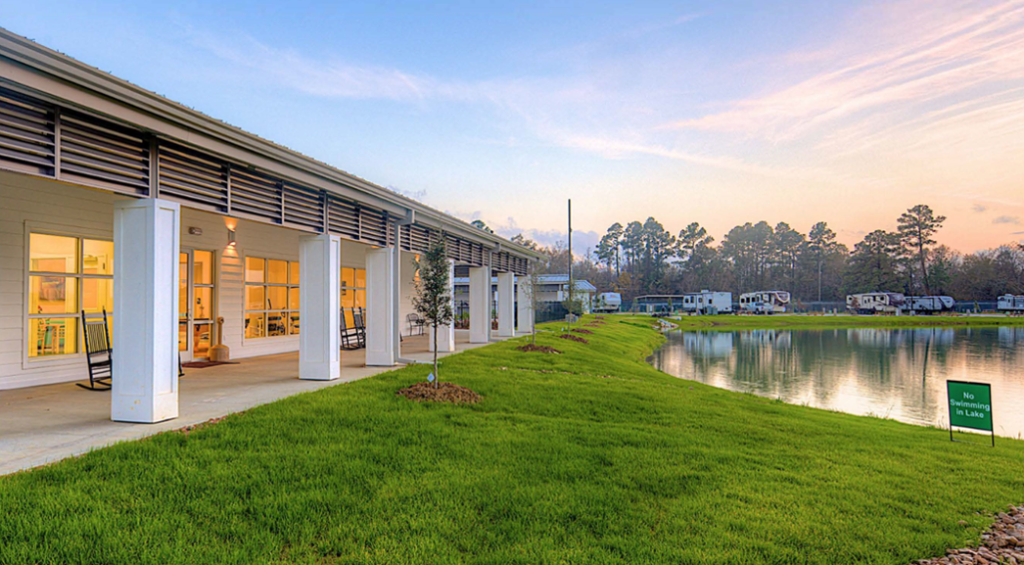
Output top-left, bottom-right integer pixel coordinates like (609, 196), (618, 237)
(366, 247), (395, 366)
(429, 259), (456, 352)
(299, 234), (340, 380)
(111, 198), (179, 423)
(517, 275), (534, 335)
(469, 266), (490, 343)
(496, 271), (515, 337)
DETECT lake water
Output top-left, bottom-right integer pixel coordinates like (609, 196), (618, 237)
(648, 327), (1024, 438)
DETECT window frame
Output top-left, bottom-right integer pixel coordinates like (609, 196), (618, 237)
(23, 225), (114, 366)
(340, 265), (368, 327)
(243, 255), (301, 340)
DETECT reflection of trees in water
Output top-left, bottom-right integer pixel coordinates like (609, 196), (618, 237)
(657, 328), (1024, 430)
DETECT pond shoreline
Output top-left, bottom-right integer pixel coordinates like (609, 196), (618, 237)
(662, 314), (1024, 332)
(650, 325), (1024, 438)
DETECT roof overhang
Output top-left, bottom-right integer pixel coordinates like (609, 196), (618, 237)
(0, 27), (542, 261)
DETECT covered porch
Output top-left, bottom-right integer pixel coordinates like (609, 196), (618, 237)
(0, 330), (500, 475)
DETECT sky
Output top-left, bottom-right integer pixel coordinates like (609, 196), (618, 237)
(5, 0), (1024, 254)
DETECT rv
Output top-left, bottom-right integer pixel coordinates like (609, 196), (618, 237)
(594, 292), (622, 313)
(903, 296), (956, 314)
(739, 291), (791, 314)
(998, 294), (1024, 313)
(682, 291), (733, 315)
(846, 292), (905, 314)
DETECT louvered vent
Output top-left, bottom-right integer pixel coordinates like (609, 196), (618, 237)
(409, 224), (431, 252)
(0, 87), (55, 176)
(157, 141), (228, 211)
(327, 195), (360, 240)
(445, 235), (463, 262)
(494, 252), (510, 272)
(471, 243), (485, 266)
(230, 166), (282, 223)
(283, 182), (324, 232)
(358, 206), (389, 247)
(59, 109), (150, 195)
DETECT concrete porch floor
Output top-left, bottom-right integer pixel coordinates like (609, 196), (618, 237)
(0, 330), (502, 476)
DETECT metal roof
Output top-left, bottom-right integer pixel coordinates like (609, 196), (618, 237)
(0, 27), (540, 261)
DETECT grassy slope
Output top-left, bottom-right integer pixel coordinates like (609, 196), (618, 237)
(1, 316), (1022, 564)
(669, 313), (1024, 331)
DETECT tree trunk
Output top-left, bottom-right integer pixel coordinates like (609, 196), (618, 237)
(432, 323), (439, 389)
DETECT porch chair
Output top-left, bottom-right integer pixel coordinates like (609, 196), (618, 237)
(340, 309), (362, 350)
(353, 307), (367, 348)
(77, 309), (112, 391)
(406, 313), (425, 336)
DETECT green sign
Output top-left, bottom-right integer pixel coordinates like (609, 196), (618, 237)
(947, 381), (993, 432)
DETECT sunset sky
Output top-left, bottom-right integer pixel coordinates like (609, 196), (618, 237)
(7, 0), (1023, 253)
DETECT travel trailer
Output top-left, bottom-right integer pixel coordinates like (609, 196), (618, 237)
(739, 291), (791, 314)
(846, 292), (905, 314)
(998, 294), (1024, 313)
(594, 292), (622, 313)
(903, 296), (956, 314)
(682, 291), (733, 315)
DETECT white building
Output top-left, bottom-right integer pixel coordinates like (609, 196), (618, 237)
(452, 274), (597, 317)
(0, 30), (539, 423)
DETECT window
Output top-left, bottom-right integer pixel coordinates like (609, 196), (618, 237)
(340, 267), (367, 326)
(244, 257), (300, 338)
(28, 233), (114, 358)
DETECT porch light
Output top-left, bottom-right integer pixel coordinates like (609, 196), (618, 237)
(227, 228), (236, 247)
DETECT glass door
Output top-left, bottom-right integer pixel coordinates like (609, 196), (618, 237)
(178, 250), (216, 361)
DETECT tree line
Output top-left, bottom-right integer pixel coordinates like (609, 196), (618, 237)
(509, 204), (1024, 305)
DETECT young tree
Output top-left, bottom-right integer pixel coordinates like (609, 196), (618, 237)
(520, 268), (543, 345)
(897, 204), (946, 294)
(412, 235), (454, 389)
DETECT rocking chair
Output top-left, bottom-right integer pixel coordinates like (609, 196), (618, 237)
(78, 309), (112, 391)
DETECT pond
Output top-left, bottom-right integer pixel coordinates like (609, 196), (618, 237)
(648, 327), (1024, 438)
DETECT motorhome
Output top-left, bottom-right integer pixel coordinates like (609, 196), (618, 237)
(682, 291), (733, 315)
(846, 292), (905, 314)
(739, 291), (791, 314)
(903, 296), (956, 314)
(594, 292), (622, 313)
(998, 294), (1024, 313)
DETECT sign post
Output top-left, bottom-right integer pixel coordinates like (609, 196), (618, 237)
(946, 380), (994, 447)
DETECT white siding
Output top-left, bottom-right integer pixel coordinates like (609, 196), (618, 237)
(0, 173), (118, 389)
(0, 172), (388, 390)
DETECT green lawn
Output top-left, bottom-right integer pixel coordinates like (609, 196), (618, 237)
(667, 313), (1024, 331)
(2, 316), (1022, 564)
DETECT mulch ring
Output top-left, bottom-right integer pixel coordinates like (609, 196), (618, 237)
(559, 334), (589, 343)
(397, 381), (481, 404)
(911, 505), (1024, 565)
(570, 328), (594, 334)
(516, 344), (562, 354)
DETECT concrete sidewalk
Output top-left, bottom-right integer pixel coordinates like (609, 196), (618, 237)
(0, 331), (502, 475)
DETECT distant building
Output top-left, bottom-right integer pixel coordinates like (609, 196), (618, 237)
(453, 274), (597, 314)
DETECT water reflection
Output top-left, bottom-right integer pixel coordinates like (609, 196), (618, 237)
(649, 327), (1024, 438)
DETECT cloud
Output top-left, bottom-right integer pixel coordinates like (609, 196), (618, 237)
(663, 1), (1024, 145)
(493, 216), (600, 257)
(389, 185), (427, 202)
(993, 215), (1021, 225)
(972, 204), (988, 213)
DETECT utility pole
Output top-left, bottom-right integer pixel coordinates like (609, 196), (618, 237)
(567, 199), (573, 313)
